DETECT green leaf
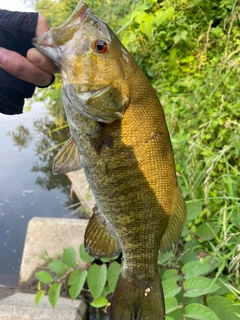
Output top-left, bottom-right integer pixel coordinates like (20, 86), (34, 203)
(48, 260), (67, 275)
(165, 296), (179, 314)
(35, 290), (45, 306)
(185, 303), (219, 320)
(68, 269), (87, 300)
(162, 279), (181, 298)
(182, 223), (190, 237)
(154, 11), (166, 26)
(41, 251), (51, 264)
(35, 271), (52, 284)
(136, 13), (154, 37)
(79, 243), (94, 263)
(107, 262), (121, 293)
(229, 210), (240, 229)
(180, 30), (188, 41)
(62, 247), (76, 268)
(48, 283), (61, 308)
(134, 11), (148, 24)
(154, 7), (174, 26)
(184, 296), (204, 306)
(184, 239), (199, 250)
(162, 269), (182, 281)
(196, 223), (220, 242)
(184, 276), (220, 297)
(165, 7), (175, 20)
(102, 284), (111, 295)
(68, 270), (87, 300)
(213, 279), (231, 296)
(87, 264), (107, 299)
(100, 257), (112, 263)
(173, 34), (181, 44)
(211, 26), (223, 35)
(159, 251), (173, 264)
(186, 201), (202, 221)
(169, 307), (184, 320)
(207, 296), (240, 320)
(91, 297), (109, 308)
(180, 252), (199, 264)
(182, 260), (215, 279)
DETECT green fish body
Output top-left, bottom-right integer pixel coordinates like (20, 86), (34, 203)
(33, 2), (186, 319)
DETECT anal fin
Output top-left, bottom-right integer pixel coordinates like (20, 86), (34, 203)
(84, 205), (121, 259)
(159, 185), (186, 252)
(53, 136), (82, 175)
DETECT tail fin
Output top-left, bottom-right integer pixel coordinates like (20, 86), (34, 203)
(110, 271), (165, 320)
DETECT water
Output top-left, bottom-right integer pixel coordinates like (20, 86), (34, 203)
(0, 103), (111, 320)
(0, 103), (78, 287)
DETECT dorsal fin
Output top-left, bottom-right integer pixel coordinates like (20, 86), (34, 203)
(159, 185), (186, 252)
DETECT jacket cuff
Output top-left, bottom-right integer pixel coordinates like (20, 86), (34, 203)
(0, 10), (38, 115)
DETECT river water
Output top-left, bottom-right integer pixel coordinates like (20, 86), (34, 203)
(0, 102), (78, 287)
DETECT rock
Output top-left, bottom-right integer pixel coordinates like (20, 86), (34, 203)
(0, 292), (87, 320)
(19, 217), (88, 289)
(67, 170), (94, 215)
(0, 286), (15, 301)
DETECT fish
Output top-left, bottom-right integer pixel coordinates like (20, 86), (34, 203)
(33, 2), (186, 319)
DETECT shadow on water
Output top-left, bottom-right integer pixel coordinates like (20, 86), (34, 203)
(0, 103), (79, 287)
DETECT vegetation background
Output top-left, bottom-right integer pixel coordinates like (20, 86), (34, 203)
(32, 0), (240, 319)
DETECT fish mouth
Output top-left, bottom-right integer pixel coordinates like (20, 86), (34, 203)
(32, 1), (89, 48)
(53, 1), (89, 30)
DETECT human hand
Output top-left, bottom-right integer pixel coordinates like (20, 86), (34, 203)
(0, 14), (58, 87)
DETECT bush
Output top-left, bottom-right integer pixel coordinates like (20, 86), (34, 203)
(33, 0), (240, 317)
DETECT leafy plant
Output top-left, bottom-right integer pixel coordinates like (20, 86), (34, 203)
(35, 243), (240, 319)
(35, 244), (121, 309)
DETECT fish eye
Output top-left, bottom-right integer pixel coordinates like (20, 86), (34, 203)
(94, 40), (109, 54)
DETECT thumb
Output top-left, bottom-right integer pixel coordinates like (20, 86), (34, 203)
(35, 14), (50, 36)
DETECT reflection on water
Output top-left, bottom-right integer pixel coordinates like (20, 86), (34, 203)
(89, 306), (110, 320)
(0, 103), (79, 287)
(9, 125), (31, 150)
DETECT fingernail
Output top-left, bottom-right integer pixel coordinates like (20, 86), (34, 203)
(0, 47), (6, 65)
(28, 49), (45, 65)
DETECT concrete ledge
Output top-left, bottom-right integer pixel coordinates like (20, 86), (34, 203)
(19, 217), (88, 286)
(67, 170), (94, 214)
(0, 292), (87, 320)
(0, 287), (15, 300)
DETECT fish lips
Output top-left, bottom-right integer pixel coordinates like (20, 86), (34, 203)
(32, 33), (62, 69)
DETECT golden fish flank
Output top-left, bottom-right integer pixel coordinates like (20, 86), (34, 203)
(33, 2), (186, 320)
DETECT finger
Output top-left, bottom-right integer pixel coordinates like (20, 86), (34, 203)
(35, 14), (50, 37)
(27, 48), (59, 74)
(0, 47), (53, 87)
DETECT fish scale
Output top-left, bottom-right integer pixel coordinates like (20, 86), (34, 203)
(33, 1), (186, 319)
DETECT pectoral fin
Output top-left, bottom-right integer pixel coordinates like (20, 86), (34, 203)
(159, 185), (186, 252)
(53, 136), (82, 175)
(88, 123), (113, 154)
(84, 205), (121, 258)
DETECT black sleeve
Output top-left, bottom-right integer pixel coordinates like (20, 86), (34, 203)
(0, 10), (38, 115)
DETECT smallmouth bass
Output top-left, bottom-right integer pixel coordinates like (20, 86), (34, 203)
(33, 2), (186, 319)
